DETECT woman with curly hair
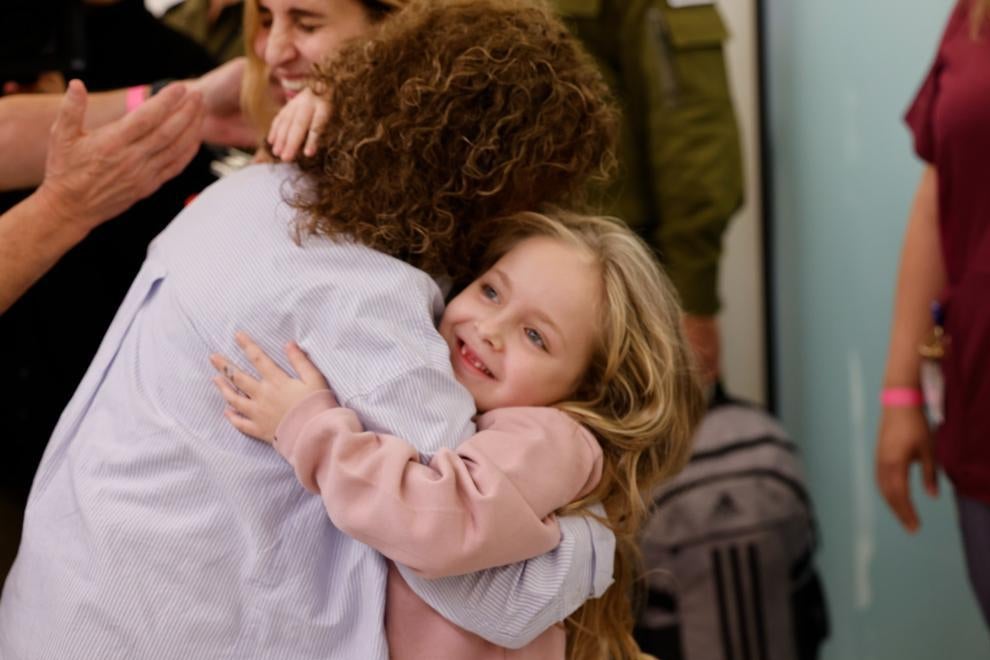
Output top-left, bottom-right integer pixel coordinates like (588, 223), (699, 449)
(0, 2), (621, 658)
(210, 209), (704, 660)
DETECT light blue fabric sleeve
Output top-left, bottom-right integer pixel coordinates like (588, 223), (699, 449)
(340, 363), (477, 456)
(398, 504), (615, 648)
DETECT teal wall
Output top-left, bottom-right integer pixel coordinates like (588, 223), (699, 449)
(763, 1), (988, 658)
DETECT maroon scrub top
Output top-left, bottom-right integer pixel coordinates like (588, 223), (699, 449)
(904, 0), (990, 503)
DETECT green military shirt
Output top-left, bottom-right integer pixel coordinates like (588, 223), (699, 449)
(163, 0), (244, 64)
(553, 0), (744, 315)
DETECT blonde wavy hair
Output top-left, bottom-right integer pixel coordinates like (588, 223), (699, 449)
(473, 210), (706, 660)
(240, 0), (403, 136)
(291, 0), (618, 281)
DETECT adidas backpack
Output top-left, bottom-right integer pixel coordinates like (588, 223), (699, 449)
(634, 386), (829, 660)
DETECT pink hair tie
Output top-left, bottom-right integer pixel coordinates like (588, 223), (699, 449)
(880, 387), (924, 407)
(125, 85), (148, 113)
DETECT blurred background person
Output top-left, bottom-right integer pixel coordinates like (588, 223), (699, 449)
(876, 0), (990, 631)
(0, 0), (243, 576)
(153, 0), (246, 64)
(552, 0), (744, 387)
(543, 6), (826, 660)
(0, 81), (205, 314)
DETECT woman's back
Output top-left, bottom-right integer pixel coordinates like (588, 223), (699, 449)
(1, 163), (476, 659)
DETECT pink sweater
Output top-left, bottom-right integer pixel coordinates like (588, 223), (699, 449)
(274, 391), (604, 659)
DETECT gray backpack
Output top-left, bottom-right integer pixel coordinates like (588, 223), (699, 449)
(634, 387), (829, 660)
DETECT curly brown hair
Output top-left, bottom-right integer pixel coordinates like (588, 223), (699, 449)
(292, 0), (618, 280)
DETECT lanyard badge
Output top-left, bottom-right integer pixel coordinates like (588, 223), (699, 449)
(919, 301), (947, 425)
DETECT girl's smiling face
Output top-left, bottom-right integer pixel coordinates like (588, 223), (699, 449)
(253, 0), (373, 105)
(439, 236), (602, 412)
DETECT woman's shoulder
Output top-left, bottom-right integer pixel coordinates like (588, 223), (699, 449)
(198, 163), (298, 203)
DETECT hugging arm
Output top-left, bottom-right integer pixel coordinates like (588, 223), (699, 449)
(270, 395), (603, 578)
(364, 379), (616, 648)
(399, 509), (615, 648)
(214, 335), (616, 647)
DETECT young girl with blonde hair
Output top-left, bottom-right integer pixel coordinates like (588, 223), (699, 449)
(212, 209), (705, 660)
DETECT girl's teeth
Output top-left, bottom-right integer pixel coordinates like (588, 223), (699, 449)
(460, 344), (491, 376)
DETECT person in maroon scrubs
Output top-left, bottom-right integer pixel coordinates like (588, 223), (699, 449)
(876, 0), (990, 629)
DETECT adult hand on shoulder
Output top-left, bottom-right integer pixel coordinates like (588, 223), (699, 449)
(875, 405), (939, 533)
(36, 79), (205, 236)
(192, 58), (257, 148)
(682, 313), (720, 386)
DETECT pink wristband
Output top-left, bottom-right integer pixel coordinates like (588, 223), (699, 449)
(125, 85), (148, 113)
(880, 387), (924, 407)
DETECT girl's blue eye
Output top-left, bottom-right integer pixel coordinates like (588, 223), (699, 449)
(525, 328), (547, 351)
(481, 284), (498, 301)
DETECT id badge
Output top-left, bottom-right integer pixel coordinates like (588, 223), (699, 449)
(919, 301), (947, 426)
(920, 359), (944, 426)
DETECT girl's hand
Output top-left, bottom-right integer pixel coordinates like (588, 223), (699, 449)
(267, 87), (330, 162)
(210, 331), (333, 443)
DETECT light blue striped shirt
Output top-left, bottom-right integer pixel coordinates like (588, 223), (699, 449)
(0, 164), (614, 659)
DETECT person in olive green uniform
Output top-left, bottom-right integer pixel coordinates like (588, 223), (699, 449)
(552, 0), (744, 385)
(162, 0), (245, 64)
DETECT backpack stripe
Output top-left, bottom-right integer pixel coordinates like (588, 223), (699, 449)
(652, 468), (812, 511)
(712, 547), (736, 660)
(729, 546), (753, 660)
(747, 543), (769, 660)
(690, 435), (797, 463)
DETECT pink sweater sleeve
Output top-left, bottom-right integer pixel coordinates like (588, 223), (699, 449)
(273, 391), (603, 579)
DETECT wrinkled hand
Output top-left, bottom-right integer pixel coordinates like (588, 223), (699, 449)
(192, 58), (257, 148)
(682, 313), (720, 386)
(210, 331), (334, 443)
(268, 87), (330, 161)
(38, 79), (204, 234)
(875, 405), (938, 532)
